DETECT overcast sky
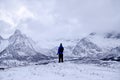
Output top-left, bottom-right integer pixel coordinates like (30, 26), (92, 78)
(0, 0), (120, 41)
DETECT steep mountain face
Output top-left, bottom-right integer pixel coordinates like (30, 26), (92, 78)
(0, 30), (47, 62)
(73, 32), (120, 60)
(9, 30), (34, 49)
(73, 38), (102, 58)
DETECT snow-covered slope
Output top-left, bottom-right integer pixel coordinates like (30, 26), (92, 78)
(0, 61), (119, 80)
(73, 32), (120, 60)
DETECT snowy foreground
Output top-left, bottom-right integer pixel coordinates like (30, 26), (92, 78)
(0, 59), (120, 80)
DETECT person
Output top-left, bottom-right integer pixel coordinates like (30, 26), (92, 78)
(57, 43), (64, 63)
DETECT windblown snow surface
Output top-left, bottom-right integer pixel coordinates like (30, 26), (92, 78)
(0, 59), (120, 80)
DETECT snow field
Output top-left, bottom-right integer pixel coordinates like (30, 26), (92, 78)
(0, 61), (119, 80)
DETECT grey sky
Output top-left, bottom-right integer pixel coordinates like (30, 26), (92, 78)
(0, 0), (120, 41)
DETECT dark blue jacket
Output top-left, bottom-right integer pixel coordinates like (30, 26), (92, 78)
(57, 44), (64, 54)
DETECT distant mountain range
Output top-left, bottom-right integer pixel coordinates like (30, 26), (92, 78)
(73, 32), (120, 61)
(0, 30), (48, 65)
(0, 30), (120, 67)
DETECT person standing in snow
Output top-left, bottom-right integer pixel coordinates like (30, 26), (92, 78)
(57, 43), (64, 63)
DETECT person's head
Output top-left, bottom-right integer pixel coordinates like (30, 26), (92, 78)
(60, 43), (63, 47)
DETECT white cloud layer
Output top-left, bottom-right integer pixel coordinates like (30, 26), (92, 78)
(0, 0), (120, 41)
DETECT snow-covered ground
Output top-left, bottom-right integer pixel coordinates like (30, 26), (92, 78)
(0, 59), (120, 80)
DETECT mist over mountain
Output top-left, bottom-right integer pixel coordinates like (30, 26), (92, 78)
(0, 0), (120, 40)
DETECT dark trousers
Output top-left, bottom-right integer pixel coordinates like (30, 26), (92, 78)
(59, 54), (63, 63)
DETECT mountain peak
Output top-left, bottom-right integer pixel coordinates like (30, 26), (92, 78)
(14, 29), (22, 35)
(89, 32), (96, 36)
(9, 29), (26, 43)
(105, 32), (120, 39)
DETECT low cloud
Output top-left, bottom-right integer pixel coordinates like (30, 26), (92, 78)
(0, 0), (120, 40)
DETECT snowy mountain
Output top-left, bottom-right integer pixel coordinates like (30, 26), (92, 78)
(73, 38), (102, 58)
(73, 32), (120, 60)
(0, 30), (48, 63)
(0, 30), (120, 67)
